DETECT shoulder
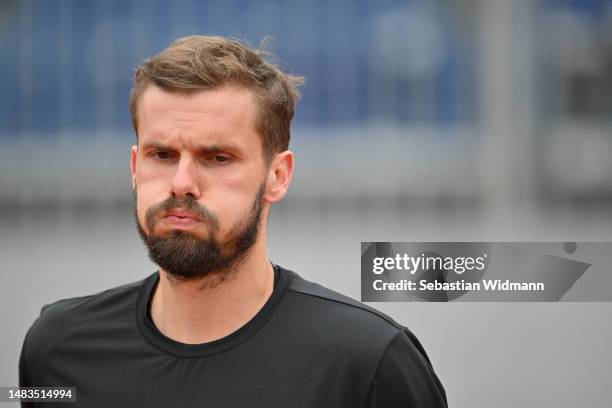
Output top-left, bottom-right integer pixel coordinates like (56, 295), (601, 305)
(285, 267), (403, 330)
(279, 267), (447, 407)
(37, 275), (145, 324)
(280, 267), (417, 357)
(21, 275), (150, 363)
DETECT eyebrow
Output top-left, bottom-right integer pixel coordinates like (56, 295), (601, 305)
(141, 142), (241, 155)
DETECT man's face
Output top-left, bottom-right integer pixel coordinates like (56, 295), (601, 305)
(131, 85), (269, 281)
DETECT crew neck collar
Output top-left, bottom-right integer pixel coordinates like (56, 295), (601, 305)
(135, 264), (291, 358)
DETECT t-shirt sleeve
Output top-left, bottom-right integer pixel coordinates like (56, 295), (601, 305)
(19, 326), (37, 408)
(19, 304), (54, 408)
(367, 329), (448, 408)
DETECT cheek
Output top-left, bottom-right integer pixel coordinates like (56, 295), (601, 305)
(135, 162), (171, 200)
(137, 160), (172, 184)
(218, 182), (264, 230)
(135, 184), (165, 230)
(135, 192), (152, 231)
(215, 176), (259, 216)
(206, 162), (257, 199)
(221, 160), (266, 194)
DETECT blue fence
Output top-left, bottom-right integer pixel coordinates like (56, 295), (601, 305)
(0, 0), (478, 139)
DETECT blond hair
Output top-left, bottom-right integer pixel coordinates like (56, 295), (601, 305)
(130, 35), (304, 162)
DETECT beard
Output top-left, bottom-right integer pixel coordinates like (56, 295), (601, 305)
(134, 183), (266, 283)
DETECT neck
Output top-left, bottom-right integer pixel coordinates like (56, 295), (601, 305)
(150, 238), (274, 344)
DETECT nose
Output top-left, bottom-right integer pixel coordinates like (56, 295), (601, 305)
(170, 156), (201, 199)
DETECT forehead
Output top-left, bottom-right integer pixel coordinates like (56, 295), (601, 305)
(136, 85), (260, 150)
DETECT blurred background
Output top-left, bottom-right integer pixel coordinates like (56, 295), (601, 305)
(1, 0), (611, 407)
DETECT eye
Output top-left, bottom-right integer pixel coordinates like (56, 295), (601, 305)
(205, 154), (233, 165)
(212, 155), (230, 163)
(151, 150), (176, 161)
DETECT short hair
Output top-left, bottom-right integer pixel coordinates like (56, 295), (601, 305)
(130, 35), (304, 163)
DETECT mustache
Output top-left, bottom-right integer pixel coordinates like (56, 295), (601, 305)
(145, 196), (220, 234)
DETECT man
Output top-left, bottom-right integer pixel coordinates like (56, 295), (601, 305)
(19, 35), (447, 407)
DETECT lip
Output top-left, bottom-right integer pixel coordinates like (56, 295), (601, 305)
(163, 209), (201, 220)
(161, 209), (201, 227)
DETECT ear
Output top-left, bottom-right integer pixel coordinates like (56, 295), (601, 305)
(265, 150), (294, 204)
(130, 145), (138, 190)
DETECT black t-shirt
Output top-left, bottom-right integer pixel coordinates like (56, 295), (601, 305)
(19, 265), (447, 407)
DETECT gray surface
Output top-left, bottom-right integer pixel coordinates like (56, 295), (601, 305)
(1, 204), (611, 408)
